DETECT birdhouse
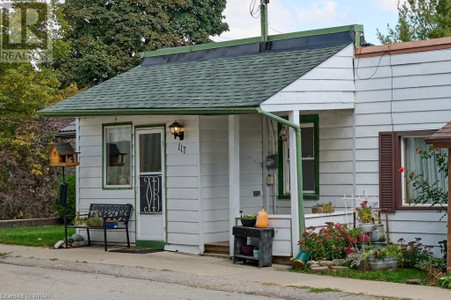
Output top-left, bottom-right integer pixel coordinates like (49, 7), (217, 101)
(107, 143), (126, 166)
(49, 143), (79, 167)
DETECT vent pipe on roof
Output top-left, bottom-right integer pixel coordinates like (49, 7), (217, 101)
(260, 0), (270, 52)
(260, 0), (269, 43)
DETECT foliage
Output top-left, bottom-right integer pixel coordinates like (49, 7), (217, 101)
(366, 244), (403, 261)
(0, 119), (74, 220)
(299, 223), (361, 260)
(241, 214), (257, 220)
(0, 225), (75, 247)
(55, 175), (76, 222)
(398, 237), (433, 268)
(378, 0), (451, 44)
(438, 275), (451, 289)
(313, 202), (334, 213)
(356, 201), (374, 224)
(405, 146), (448, 206)
(57, 0), (228, 88)
(85, 216), (104, 227)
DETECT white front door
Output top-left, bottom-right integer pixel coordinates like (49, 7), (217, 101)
(136, 128), (165, 242)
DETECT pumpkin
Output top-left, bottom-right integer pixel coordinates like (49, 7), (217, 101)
(255, 208), (268, 228)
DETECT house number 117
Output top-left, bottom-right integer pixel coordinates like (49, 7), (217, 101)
(178, 143), (186, 154)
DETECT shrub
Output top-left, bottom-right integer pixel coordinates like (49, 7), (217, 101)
(299, 222), (361, 260)
(55, 174), (76, 222)
(438, 275), (451, 289)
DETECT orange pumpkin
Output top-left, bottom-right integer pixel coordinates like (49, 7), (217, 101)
(256, 208), (268, 228)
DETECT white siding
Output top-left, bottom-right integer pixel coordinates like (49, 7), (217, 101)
(275, 110), (355, 215)
(200, 115), (264, 244)
(260, 44), (355, 112)
(355, 47), (451, 253)
(78, 115), (201, 252)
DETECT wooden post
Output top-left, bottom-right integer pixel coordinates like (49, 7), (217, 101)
(447, 148), (451, 273)
(229, 115), (240, 256)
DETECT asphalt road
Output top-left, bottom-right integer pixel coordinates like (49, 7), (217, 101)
(0, 264), (279, 300)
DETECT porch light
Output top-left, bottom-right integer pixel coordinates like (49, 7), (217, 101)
(169, 121), (184, 140)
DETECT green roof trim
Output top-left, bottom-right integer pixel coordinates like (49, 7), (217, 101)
(140, 24), (363, 58)
(39, 43), (350, 117)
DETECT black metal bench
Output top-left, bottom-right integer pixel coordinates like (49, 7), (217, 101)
(65, 203), (133, 251)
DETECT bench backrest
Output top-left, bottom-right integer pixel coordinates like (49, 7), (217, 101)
(88, 203), (133, 224)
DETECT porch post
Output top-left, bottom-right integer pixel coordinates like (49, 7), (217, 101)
(229, 115), (240, 255)
(289, 111), (300, 257)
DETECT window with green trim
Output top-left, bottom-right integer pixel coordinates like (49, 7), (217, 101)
(103, 124), (132, 188)
(278, 115), (319, 200)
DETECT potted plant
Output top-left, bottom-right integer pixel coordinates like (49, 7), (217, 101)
(311, 203), (324, 214)
(312, 202), (334, 214)
(366, 244), (401, 271)
(240, 214), (257, 227)
(86, 216), (104, 227)
(73, 216), (87, 227)
(322, 202), (334, 213)
(356, 201), (374, 232)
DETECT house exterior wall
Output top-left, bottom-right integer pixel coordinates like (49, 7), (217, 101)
(260, 44), (355, 112)
(199, 115), (264, 245)
(77, 115), (201, 254)
(77, 114), (264, 253)
(354, 47), (451, 252)
(274, 110), (355, 214)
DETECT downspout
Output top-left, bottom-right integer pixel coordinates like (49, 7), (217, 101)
(257, 108), (305, 240)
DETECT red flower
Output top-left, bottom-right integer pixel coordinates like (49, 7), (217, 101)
(398, 167), (404, 173)
(350, 237), (357, 244)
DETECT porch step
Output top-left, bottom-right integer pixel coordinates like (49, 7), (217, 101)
(204, 241), (229, 255)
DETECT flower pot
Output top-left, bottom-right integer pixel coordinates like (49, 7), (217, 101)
(253, 249), (259, 258)
(295, 251), (311, 263)
(369, 224), (386, 242)
(311, 207), (324, 214)
(359, 223), (375, 233)
(240, 245), (255, 256)
(240, 218), (256, 227)
(369, 256), (398, 271)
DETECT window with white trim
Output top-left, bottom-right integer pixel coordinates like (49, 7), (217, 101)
(103, 124), (132, 188)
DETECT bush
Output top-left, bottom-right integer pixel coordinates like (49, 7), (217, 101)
(299, 222), (361, 260)
(55, 174), (76, 222)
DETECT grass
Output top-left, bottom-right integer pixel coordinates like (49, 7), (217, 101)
(0, 225), (75, 247)
(297, 268), (426, 284)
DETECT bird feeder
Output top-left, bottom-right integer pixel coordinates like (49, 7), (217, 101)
(108, 143), (127, 166)
(49, 142), (79, 167)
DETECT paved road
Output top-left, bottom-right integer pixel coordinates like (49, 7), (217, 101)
(0, 264), (279, 300)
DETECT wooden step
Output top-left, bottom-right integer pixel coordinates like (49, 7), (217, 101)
(204, 241), (229, 255)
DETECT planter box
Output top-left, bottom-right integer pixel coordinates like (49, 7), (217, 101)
(369, 257), (398, 271)
(311, 207), (324, 214)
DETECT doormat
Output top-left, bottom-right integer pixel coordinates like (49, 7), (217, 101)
(109, 247), (163, 254)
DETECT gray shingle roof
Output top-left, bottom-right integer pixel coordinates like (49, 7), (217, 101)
(40, 44), (349, 116)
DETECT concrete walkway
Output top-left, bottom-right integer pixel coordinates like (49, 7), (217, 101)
(0, 244), (450, 300)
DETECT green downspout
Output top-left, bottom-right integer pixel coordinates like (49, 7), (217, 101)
(257, 108), (305, 242)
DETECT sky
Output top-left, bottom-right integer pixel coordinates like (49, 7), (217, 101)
(213, 0), (405, 45)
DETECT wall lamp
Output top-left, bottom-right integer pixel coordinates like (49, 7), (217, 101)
(169, 121), (184, 140)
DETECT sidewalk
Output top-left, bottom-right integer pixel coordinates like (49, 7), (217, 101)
(0, 244), (450, 300)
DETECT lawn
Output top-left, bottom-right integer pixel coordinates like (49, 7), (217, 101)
(298, 268), (426, 284)
(0, 225), (74, 247)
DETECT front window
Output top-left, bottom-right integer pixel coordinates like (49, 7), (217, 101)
(278, 115), (319, 199)
(401, 136), (448, 206)
(103, 124), (132, 188)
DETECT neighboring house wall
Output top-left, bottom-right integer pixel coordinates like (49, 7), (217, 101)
(354, 47), (451, 252)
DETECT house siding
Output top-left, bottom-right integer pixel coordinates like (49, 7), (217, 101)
(354, 47), (451, 252)
(275, 110), (355, 214)
(260, 44), (355, 112)
(200, 115), (264, 244)
(77, 115), (201, 253)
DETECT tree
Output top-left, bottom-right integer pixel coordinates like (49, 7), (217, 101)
(377, 0), (451, 44)
(57, 0), (228, 88)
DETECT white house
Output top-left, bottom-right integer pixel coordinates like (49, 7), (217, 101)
(40, 25), (450, 257)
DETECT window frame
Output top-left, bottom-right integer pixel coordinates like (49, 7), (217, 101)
(380, 129), (446, 211)
(102, 122), (133, 190)
(278, 114), (319, 200)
